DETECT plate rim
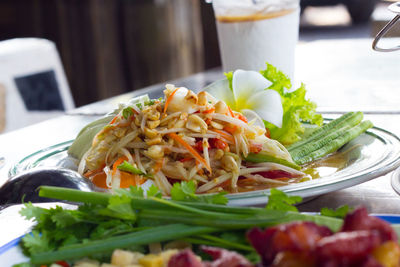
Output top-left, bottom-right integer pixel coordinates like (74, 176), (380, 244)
(8, 124), (400, 206)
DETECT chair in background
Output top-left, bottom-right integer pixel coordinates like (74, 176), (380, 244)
(0, 38), (74, 133)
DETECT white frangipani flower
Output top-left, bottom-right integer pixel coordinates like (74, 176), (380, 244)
(206, 70), (283, 128)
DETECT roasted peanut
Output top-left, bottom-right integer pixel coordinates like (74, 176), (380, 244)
(145, 136), (162, 146)
(144, 145), (164, 159)
(221, 154), (238, 172)
(210, 121), (223, 130)
(197, 91), (208, 106)
(174, 120), (186, 129)
(146, 120), (160, 129)
(143, 127), (158, 139)
(214, 101), (228, 114)
(185, 90), (198, 105)
(186, 114), (208, 133)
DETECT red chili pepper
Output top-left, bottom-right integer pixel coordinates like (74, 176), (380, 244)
(193, 140), (204, 152)
(179, 157), (193, 163)
(209, 138), (228, 150)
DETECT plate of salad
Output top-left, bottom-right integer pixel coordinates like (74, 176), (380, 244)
(9, 64), (400, 205)
(2, 187), (400, 267)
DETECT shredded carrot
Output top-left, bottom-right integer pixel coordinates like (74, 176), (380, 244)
(110, 114), (119, 124)
(153, 158), (165, 173)
(163, 87), (180, 113)
(213, 129), (235, 143)
(223, 125), (238, 135)
(83, 165), (105, 178)
(112, 156), (128, 176)
(236, 113), (248, 123)
(227, 106), (235, 117)
(120, 172), (145, 188)
(202, 107), (215, 114)
(168, 133), (211, 173)
(91, 171), (108, 188)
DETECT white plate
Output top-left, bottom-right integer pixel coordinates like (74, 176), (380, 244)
(391, 166), (400, 196)
(8, 125), (400, 206)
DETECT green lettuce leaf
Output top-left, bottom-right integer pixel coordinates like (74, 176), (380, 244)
(261, 63), (323, 146)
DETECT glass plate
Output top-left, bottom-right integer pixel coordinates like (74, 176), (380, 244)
(9, 126), (400, 206)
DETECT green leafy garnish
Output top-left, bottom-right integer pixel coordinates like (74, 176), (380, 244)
(261, 63), (323, 146)
(144, 99), (156, 106)
(320, 205), (352, 219)
(122, 107), (134, 120)
(265, 188), (302, 212)
(136, 103), (143, 110)
(170, 180), (228, 205)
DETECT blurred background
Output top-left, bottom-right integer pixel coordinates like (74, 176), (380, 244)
(0, 0), (398, 132)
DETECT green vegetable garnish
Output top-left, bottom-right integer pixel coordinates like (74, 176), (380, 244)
(265, 188), (302, 212)
(121, 107), (134, 120)
(261, 63), (323, 145)
(117, 161), (147, 176)
(170, 180), (228, 205)
(245, 153), (301, 170)
(320, 205), (353, 219)
(17, 186), (343, 264)
(290, 118), (373, 165)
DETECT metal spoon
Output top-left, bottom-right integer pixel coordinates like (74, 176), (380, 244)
(0, 168), (98, 207)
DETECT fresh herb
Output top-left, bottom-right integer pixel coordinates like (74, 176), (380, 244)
(135, 103), (143, 110)
(144, 99), (156, 106)
(320, 205), (352, 219)
(170, 180), (228, 205)
(265, 188), (303, 212)
(122, 107), (134, 120)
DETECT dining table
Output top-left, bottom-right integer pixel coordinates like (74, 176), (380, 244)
(1, 37), (400, 248)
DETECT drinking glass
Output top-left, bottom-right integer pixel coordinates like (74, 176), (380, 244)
(211, 0), (300, 78)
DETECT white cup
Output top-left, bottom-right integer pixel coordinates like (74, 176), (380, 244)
(211, 0), (300, 79)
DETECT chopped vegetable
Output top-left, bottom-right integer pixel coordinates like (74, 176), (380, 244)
(168, 133), (211, 173)
(292, 120), (373, 165)
(245, 152), (301, 170)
